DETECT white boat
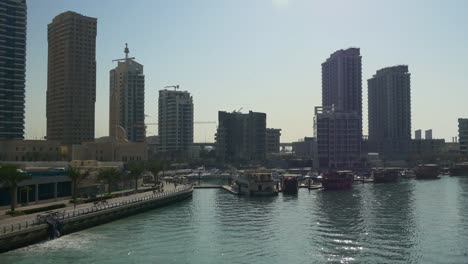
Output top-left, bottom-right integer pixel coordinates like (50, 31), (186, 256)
(401, 169), (415, 178)
(187, 167), (220, 179)
(233, 170), (278, 196)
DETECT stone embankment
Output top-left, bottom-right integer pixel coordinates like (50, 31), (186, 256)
(0, 185), (193, 253)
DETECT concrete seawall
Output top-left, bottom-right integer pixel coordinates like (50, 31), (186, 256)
(0, 187), (193, 253)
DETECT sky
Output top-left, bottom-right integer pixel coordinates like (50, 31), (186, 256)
(24, 0), (468, 142)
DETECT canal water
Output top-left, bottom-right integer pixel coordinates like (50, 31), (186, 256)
(2, 176), (468, 264)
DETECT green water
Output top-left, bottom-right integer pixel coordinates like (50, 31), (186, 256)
(1, 177), (468, 263)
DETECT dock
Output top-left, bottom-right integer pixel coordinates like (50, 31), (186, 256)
(193, 185), (222, 189)
(353, 178), (374, 184)
(298, 184), (322, 190)
(192, 185), (239, 195)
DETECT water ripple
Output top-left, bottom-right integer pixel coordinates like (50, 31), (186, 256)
(2, 178), (468, 264)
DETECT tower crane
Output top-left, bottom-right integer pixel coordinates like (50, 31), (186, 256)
(233, 107), (243, 113)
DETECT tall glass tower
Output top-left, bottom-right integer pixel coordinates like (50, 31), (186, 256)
(368, 65), (411, 160)
(0, 0), (27, 140)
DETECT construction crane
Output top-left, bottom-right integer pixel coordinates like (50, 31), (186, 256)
(164, 85), (179, 91)
(112, 43), (135, 62)
(233, 107), (243, 113)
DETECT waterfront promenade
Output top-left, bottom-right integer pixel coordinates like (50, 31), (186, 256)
(0, 182), (184, 235)
(0, 185), (163, 220)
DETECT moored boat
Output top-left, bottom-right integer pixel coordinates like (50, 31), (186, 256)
(234, 170), (278, 196)
(321, 170), (353, 191)
(187, 167), (220, 179)
(281, 174), (299, 194)
(372, 168), (400, 183)
(449, 162), (468, 176)
(414, 164), (440, 179)
(401, 169), (415, 178)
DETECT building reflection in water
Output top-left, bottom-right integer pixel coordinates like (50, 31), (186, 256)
(212, 189), (279, 261)
(312, 180), (416, 263)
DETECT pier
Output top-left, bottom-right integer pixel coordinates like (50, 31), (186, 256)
(193, 185), (222, 189)
(192, 184), (239, 195)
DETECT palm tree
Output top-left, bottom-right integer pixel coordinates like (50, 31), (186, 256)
(97, 168), (122, 195)
(127, 161), (145, 192)
(66, 166), (89, 203)
(146, 161), (164, 186)
(0, 164), (31, 212)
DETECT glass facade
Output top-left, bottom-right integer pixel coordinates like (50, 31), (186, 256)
(0, 0), (27, 140)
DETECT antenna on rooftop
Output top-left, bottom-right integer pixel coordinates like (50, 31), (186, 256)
(124, 43), (129, 59)
(112, 43), (135, 62)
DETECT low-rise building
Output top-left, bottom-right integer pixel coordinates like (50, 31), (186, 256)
(443, 142), (461, 155)
(0, 165), (71, 207)
(292, 137), (317, 158)
(410, 139), (445, 159)
(71, 137), (147, 162)
(0, 140), (65, 162)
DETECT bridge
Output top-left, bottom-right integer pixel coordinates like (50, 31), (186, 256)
(193, 142), (215, 147)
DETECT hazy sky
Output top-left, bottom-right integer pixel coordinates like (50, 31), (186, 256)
(24, 0), (468, 142)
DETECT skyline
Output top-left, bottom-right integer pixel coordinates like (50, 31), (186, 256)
(23, 0), (468, 142)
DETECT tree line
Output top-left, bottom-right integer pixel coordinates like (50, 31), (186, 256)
(0, 161), (166, 214)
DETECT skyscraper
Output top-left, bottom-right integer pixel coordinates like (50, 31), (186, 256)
(322, 48), (362, 119)
(109, 44), (145, 142)
(368, 65), (411, 160)
(315, 48), (362, 168)
(158, 89), (193, 154)
(46, 11), (97, 145)
(0, 0), (27, 140)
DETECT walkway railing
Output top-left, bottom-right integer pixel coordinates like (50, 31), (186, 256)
(0, 185), (192, 235)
